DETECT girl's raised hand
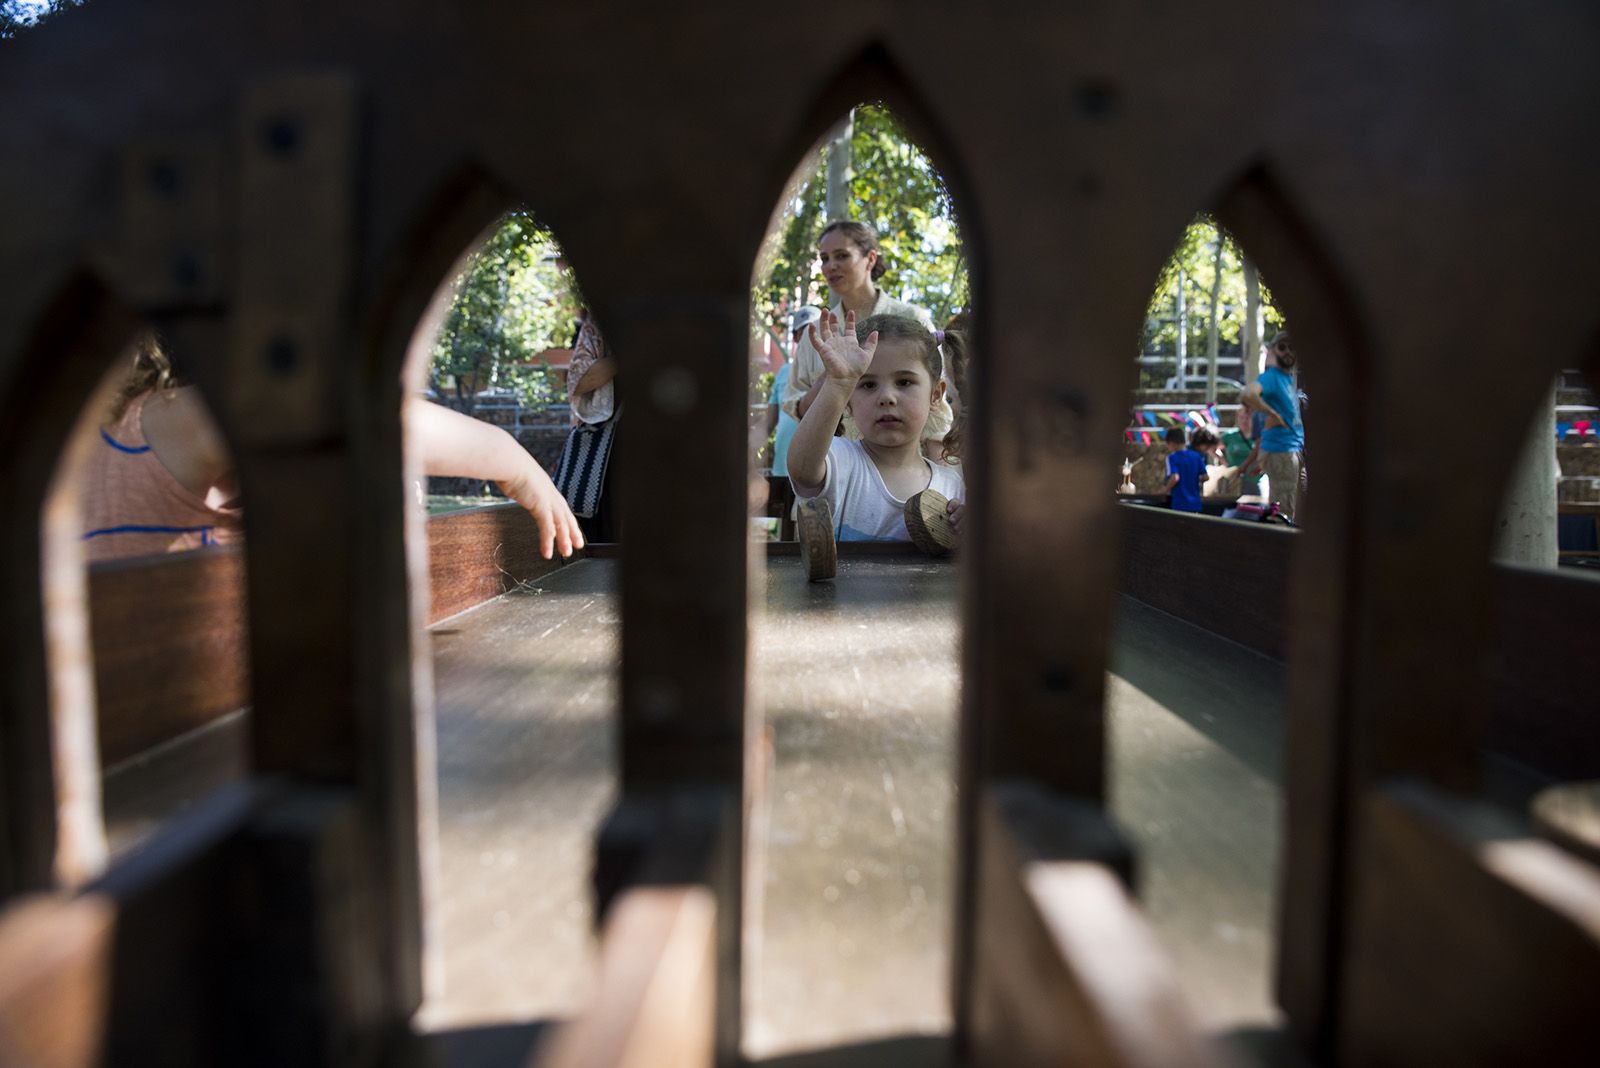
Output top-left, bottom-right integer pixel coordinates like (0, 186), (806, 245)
(808, 309), (877, 384)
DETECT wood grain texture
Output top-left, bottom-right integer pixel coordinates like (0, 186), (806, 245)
(1117, 506), (1600, 785)
(968, 787), (1230, 1068)
(1531, 782), (1600, 869)
(796, 497), (837, 582)
(81, 506), (574, 774)
(0, 1), (1598, 1060)
(748, 550), (959, 1057)
(1486, 564), (1600, 781)
(531, 886), (716, 1068)
(0, 894), (115, 1068)
(426, 503), (581, 625)
(1114, 503), (1295, 662)
(87, 547), (248, 768)
(1345, 783), (1600, 1066)
(425, 559), (618, 1030)
(904, 489), (957, 557)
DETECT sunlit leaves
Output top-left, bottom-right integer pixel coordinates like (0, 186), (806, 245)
(429, 211), (580, 412)
(1142, 215), (1284, 386)
(757, 104), (968, 332)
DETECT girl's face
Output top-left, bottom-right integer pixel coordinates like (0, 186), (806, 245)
(818, 230), (877, 297)
(848, 339), (944, 448)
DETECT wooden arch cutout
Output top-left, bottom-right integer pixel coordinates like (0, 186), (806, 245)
(0, 270), (151, 896)
(760, 38), (986, 298)
(1211, 163), (1374, 1059)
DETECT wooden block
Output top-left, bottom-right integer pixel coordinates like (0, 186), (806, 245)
(0, 894), (116, 1068)
(531, 886), (716, 1068)
(89, 547), (248, 767)
(904, 488), (958, 557)
(1531, 781), (1600, 871)
(1345, 782), (1600, 1066)
(796, 497), (836, 582)
(967, 784), (1229, 1068)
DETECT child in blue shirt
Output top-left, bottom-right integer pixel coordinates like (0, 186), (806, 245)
(1164, 426), (1217, 513)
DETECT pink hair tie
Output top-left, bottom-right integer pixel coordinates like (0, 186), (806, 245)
(933, 330), (945, 342)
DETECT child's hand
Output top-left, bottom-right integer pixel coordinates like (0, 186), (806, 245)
(946, 498), (966, 532)
(809, 309), (878, 384)
(498, 466), (585, 559)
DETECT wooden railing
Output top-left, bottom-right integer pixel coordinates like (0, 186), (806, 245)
(87, 503), (573, 770)
(1115, 502), (1600, 781)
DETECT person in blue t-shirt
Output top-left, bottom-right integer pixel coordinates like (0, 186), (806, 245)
(1242, 331), (1305, 520)
(1164, 425), (1216, 513)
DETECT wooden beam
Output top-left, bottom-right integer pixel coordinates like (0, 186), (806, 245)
(1115, 504), (1295, 661)
(531, 885), (716, 1068)
(425, 503), (578, 625)
(0, 894), (115, 1068)
(88, 548), (247, 768)
(967, 781), (1229, 1068)
(1344, 782), (1600, 1065)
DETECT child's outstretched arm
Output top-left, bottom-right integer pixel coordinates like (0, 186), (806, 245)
(787, 310), (877, 497)
(407, 399), (584, 559)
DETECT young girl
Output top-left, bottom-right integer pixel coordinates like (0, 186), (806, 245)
(83, 336), (585, 562)
(787, 310), (965, 541)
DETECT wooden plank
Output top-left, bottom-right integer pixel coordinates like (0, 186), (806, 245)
(83, 506), (570, 774)
(0, 894), (115, 1068)
(538, 778), (724, 1068)
(1344, 782), (1600, 1066)
(530, 885), (716, 1068)
(426, 559), (619, 1027)
(0, 276), (143, 894)
(1116, 506), (1600, 785)
(1487, 564), (1600, 780)
(85, 781), (385, 1067)
(1114, 504), (1295, 661)
(748, 552), (959, 1055)
(609, 302), (747, 1067)
(425, 503), (579, 625)
(968, 783), (1229, 1068)
(87, 547), (248, 767)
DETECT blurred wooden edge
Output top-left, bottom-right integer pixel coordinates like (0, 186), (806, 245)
(971, 792), (1231, 1068)
(529, 885), (715, 1068)
(1024, 863), (1230, 1068)
(1344, 782), (1600, 1065)
(0, 894), (115, 1068)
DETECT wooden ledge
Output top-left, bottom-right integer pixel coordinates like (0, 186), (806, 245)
(531, 884), (716, 1068)
(970, 782), (1229, 1068)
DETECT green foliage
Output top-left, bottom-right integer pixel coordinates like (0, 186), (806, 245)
(1142, 215), (1285, 385)
(756, 104), (968, 334)
(430, 210), (580, 413)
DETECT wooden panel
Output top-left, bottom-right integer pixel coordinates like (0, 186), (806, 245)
(1115, 504), (1295, 662)
(1487, 564), (1600, 781)
(1117, 507), (1600, 783)
(531, 885), (716, 1068)
(86, 781), (384, 1067)
(968, 782), (1228, 1068)
(425, 503), (579, 625)
(548, 784), (726, 1068)
(0, 894), (115, 1068)
(1344, 782), (1600, 1066)
(610, 304), (746, 1068)
(83, 506), (577, 773)
(88, 547), (248, 767)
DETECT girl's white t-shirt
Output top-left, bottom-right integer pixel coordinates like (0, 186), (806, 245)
(802, 437), (965, 542)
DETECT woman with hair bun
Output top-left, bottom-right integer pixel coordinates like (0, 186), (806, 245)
(780, 220), (955, 449)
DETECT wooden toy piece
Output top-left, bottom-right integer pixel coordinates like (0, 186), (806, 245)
(905, 489), (959, 557)
(797, 496), (837, 582)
